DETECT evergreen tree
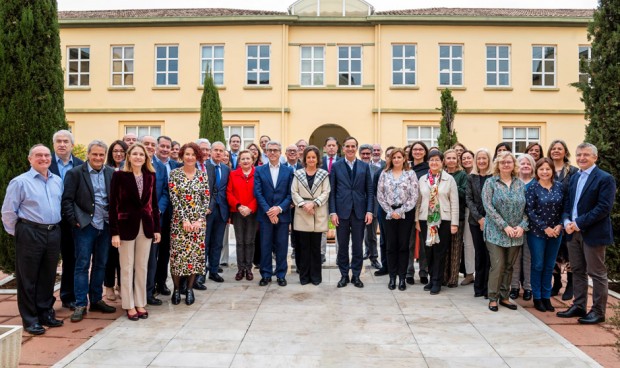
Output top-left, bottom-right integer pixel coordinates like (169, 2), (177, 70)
(0, 0), (68, 273)
(436, 89), (459, 152)
(574, 0), (620, 281)
(198, 70), (225, 143)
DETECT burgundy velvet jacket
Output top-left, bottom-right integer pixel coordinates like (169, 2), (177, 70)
(109, 170), (161, 240)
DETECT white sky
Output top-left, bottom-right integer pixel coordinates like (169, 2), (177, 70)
(57, 0), (598, 11)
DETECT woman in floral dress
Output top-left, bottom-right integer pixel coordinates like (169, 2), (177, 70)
(168, 142), (210, 305)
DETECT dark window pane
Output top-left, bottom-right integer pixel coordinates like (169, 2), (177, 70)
(69, 61), (78, 73)
(440, 73), (449, 85)
(544, 60), (555, 73)
(156, 47), (166, 59)
(544, 47), (555, 59)
(452, 46), (462, 58)
(259, 73), (269, 84)
(405, 73), (415, 85)
(532, 60), (542, 73)
(81, 61), (89, 73)
(439, 46), (449, 58)
(339, 60), (348, 72)
(544, 74), (554, 86)
(125, 61), (133, 72)
(351, 73), (361, 85)
(487, 73), (496, 86)
(260, 59), (269, 71)
(169, 46), (178, 59)
(351, 60), (361, 72)
(393, 45), (402, 58)
(157, 60), (166, 72)
(248, 59), (257, 71)
(82, 74), (89, 86)
(499, 73), (509, 86)
(156, 73), (166, 85)
(499, 46), (509, 58)
(339, 47), (348, 58)
(69, 48), (79, 59)
(169, 73), (178, 85)
(486, 46), (496, 58)
(487, 60), (496, 72)
(248, 46), (257, 57)
(169, 60), (178, 72)
(453, 73), (462, 85)
(259, 46), (269, 58)
(393, 73), (402, 85)
(532, 74), (542, 85)
(404, 45), (415, 57)
(532, 47), (542, 59)
(69, 75), (78, 86)
(405, 59), (415, 71)
(351, 47), (361, 58)
(499, 60), (509, 72)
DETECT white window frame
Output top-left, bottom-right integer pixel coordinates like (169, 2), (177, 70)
(111, 45), (134, 86)
(224, 125), (255, 150)
(578, 45), (592, 84)
(486, 45), (511, 87)
(532, 45), (556, 87)
(67, 46), (90, 87)
(246, 44), (270, 85)
(200, 44), (224, 86)
(392, 44), (416, 86)
(124, 125), (162, 138)
(338, 45), (362, 86)
(439, 44), (463, 86)
(300, 46), (325, 87)
(406, 126), (440, 148)
(155, 45), (179, 86)
(502, 127), (541, 154)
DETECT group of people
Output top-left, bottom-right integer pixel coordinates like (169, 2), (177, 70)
(1, 129), (614, 336)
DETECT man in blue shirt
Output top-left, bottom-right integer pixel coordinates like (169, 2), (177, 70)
(228, 134), (242, 170)
(2, 145), (64, 335)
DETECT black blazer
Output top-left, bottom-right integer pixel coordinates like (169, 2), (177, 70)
(62, 162), (113, 228)
(205, 161), (231, 221)
(50, 153), (84, 178)
(466, 174), (490, 226)
(328, 159), (373, 220)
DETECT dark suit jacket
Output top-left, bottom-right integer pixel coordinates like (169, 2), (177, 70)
(229, 150), (241, 170)
(205, 161), (231, 221)
(254, 164), (294, 223)
(328, 159), (374, 220)
(562, 166), (616, 245)
(152, 159), (170, 215)
(466, 174), (488, 226)
(284, 161), (303, 171)
(62, 162), (113, 228)
(109, 170), (161, 240)
(50, 153), (84, 178)
(321, 155), (340, 172)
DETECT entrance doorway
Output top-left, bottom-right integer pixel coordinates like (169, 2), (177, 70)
(309, 124), (350, 154)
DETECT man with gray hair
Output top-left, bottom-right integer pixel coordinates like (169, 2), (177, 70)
(196, 138), (211, 171)
(359, 144), (382, 269)
(62, 140), (117, 322)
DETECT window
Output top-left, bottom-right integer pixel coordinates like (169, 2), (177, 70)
(502, 127), (540, 153)
(578, 46), (592, 84)
(246, 45), (270, 85)
(532, 46), (556, 87)
(155, 45), (178, 86)
(407, 126), (439, 148)
(67, 47), (90, 86)
(486, 45), (510, 86)
(200, 45), (224, 86)
(338, 46), (362, 86)
(224, 125), (255, 150)
(125, 125), (161, 138)
(392, 44), (416, 85)
(300, 46), (325, 86)
(111, 46), (134, 86)
(439, 44), (463, 86)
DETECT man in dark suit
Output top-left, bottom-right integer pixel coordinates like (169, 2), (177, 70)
(62, 141), (117, 322)
(254, 141), (294, 286)
(228, 134), (242, 170)
(359, 144), (382, 270)
(329, 137), (374, 288)
(320, 137), (340, 263)
(140, 135), (169, 305)
(49, 130), (84, 310)
(557, 143), (615, 325)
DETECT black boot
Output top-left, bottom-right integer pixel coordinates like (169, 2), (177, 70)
(533, 299), (546, 312)
(551, 266), (562, 297)
(398, 278), (406, 291)
(562, 272), (573, 301)
(171, 289), (181, 305)
(388, 277), (396, 290)
(186, 289), (195, 305)
(542, 298), (555, 312)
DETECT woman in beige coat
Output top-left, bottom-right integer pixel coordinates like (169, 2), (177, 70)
(291, 146), (331, 285)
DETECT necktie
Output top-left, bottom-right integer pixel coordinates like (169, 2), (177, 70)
(215, 164), (221, 186)
(328, 157), (333, 173)
(200, 163), (206, 172)
(232, 153), (237, 169)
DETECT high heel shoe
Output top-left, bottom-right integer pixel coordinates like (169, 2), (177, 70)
(136, 308), (149, 319)
(127, 309), (139, 321)
(398, 278), (406, 291)
(171, 289), (181, 305)
(186, 289), (195, 305)
(388, 277), (396, 290)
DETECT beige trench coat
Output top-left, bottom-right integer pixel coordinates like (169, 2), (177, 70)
(291, 168), (331, 232)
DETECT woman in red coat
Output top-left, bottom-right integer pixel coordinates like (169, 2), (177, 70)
(109, 143), (161, 321)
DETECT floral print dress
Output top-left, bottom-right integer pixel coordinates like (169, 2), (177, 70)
(168, 168), (210, 276)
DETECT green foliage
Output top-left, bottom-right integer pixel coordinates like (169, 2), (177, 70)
(72, 143), (87, 161)
(198, 70), (225, 144)
(436, 89), (459, 151)
(0, 0), (68, 273)
(573, 0), (620, 282)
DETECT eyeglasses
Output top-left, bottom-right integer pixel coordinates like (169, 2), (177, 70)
(266, 149), (280, 153)
(286, 149), (297, 153)
(112, 150), (125, 154)
(499, 160), (514, 166)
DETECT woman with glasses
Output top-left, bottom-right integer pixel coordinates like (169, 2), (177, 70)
(407, 141), (430, 285)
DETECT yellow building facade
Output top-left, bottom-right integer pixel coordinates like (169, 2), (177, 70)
(59, 0), (593, 154)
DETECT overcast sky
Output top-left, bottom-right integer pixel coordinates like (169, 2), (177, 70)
(57, 0), (598, 11)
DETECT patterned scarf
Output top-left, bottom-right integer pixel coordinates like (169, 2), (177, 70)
(426, 170), (442, 246)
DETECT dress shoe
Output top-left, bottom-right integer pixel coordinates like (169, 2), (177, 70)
(126, 310), (139, 321)
(578, 311), (605, 325)
(363, 253), (369, 260)
(137, 309), (149, 319)
(398, 278), (406, 291)
(246, 271), (254, 281)
(460, 274), (474, 285)
(41, 317), (63, 328)
(420, 276), (429, 285)
(220, 263), (228, 267)
(209, 273), (225, 283)
(499, 299), (517, 310)
(542, 298), (555, 312)
(186, 289), (195, 305)
(62, 301), (76, 311)
(405, 276), (415, 285)
(423, 282), (433, 291)
(90, 300), (117, 313)
(388, 277), (396, 290)
(351, 276), (364, 288)
(522, 289), (532, 301)
(193, 282), (207, 291)
(195, 275), (206, 284)
(374, 268), (388, 276)
(312, 281), (321, 286)
(259, 277), (271, 286)
(300, 280), (310, 285)
(171, 289), (181, 305)
(146, 296), (162, 306)
(509, 288), (519, 300)
(533, 299), (546, 312)
(71, 306), (87, 322)
(235, 270), (244, 281)
(556, 305), (587, 318)
(218, 267), (223, 273)
(337, 276), (350, 288)
(488, 302), (499, 312)
(277, 278), (287, 287)
(370, 260), (381, 269)
(474, 292), (484, 298)
(321, 254), (326, 264)
(25, 323), (45, 335)
(430, 285), (441, 295)
(158, 284), (172, 296)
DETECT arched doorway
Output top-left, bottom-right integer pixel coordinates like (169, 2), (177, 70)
(309, 124), (350, 154)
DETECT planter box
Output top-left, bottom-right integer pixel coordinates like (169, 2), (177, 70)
(0, 325), (22, 368)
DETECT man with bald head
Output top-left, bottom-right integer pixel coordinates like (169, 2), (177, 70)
(122, 133), (137, 147)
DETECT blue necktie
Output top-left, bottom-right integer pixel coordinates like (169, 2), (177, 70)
(215, 164), (221, 186)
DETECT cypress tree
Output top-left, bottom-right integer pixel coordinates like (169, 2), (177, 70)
(574, 0), (620, 281)
(436, 89), (459, 152)
(0, 0), (68, 273)
(198, 69), (225, 143)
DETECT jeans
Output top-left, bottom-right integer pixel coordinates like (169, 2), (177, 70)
(527, 233), (562, 299)
(73, 223), (111, 307)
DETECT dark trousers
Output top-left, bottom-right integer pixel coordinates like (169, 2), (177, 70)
(253, 229), (261, 266)
(364, 217), (379, 260)
(205, 205), (227, 274)
(155, 211), (172, 288)
(104, 244), (120, 288)
(470, 223), (489, 296)
(259, 221), (289, 279)
(377, 209), (387, 271)
(73, 223), (110, 307)
(232, 212), (258, 271)
(15, 221), (61, 327)
(290, 207), (300, 269)
(59, 219), (76, 303)
(568, 232), (608, 317)
(146, 241), (158, 298)
(528, 233), (562, 299)
(297, 231), (322, 284)
(336, 215), (365, 277)
(419, 220), (451, 287)
(384, 210), (415, 278)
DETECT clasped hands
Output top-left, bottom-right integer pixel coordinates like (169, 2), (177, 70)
(565, 222), (579, 234)
(503, 226), (524, 238)
(267, 206), (281, 224)
(544, 224), (563, 238)
(331, 213), (373, 226)
(238, 205), (252, 217)
(302, 202), (315, 216)
(183, 220), (203, 232)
